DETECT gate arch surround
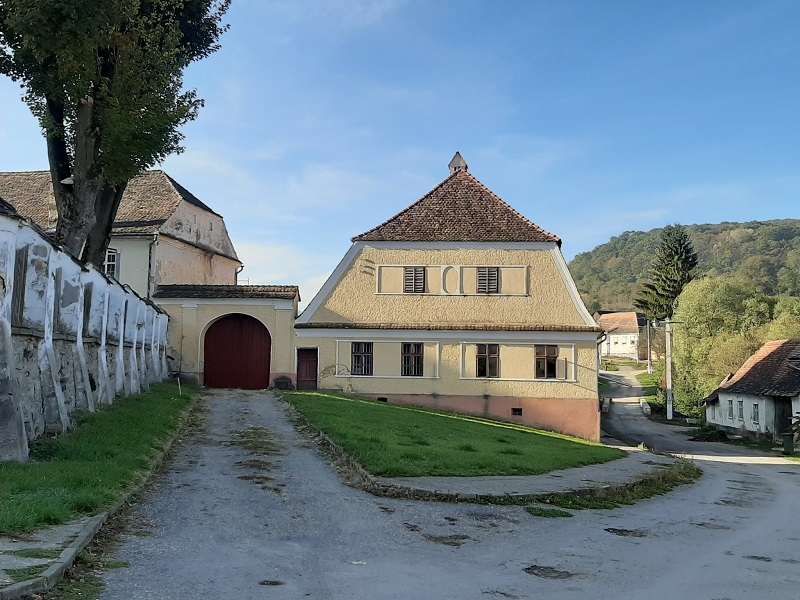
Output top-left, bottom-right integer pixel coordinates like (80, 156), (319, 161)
(202, 313), (271, 389)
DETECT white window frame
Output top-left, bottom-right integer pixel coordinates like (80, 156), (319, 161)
(104, 248), (119, 279)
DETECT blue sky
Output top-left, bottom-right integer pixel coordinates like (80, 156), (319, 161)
(1, 0), (798, 303)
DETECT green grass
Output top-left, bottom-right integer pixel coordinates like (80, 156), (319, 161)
(3, 548), (62, 559)
(5, 565), (47, 583)
(0, 383), (194, 536)
(635, 371), (665, 414)
(525, 506), (574, 518)
(598, 377), (611, 395)
(600, 361), (619, 371)
(283, 392), (625, 477)
(535, 461), (701, 510)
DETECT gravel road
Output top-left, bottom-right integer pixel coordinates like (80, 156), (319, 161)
(99, 387), (800, 600)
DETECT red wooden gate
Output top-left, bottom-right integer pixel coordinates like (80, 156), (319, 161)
(204, 314), (271, 389)
(296, 348), (318, 390)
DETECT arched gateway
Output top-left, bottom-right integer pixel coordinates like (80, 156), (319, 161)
(204, 314), (271, 389)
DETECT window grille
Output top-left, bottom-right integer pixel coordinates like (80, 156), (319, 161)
(351, 342), (373, 376)
(401, 342), (424, 377)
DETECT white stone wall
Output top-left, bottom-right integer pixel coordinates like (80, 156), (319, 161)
(0, 212), (169, 462)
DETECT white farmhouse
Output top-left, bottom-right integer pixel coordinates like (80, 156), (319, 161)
(703, 339), (800, 442)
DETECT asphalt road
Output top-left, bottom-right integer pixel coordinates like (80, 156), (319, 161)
(99, 386), (800, 600)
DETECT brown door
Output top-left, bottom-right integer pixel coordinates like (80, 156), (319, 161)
(204, 314), (271, 389)
(774, 397), (792, 435)
(296, 348), (318, 391)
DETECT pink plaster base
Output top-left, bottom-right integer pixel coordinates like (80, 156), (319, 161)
(369, 394), (600, 442)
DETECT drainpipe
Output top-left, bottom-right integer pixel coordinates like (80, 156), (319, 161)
(596, 332), (607, 373)
(235, 264), (244, 285)
(147, 234), (157, 298)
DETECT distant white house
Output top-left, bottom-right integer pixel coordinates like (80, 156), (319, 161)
(596, 311), (641, 361)
(703, 339), (800, 442)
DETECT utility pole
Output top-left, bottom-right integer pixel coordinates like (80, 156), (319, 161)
(665, 317), (673, 420)
(646, 319), (653, 375)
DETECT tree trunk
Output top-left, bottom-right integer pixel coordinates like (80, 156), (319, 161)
(50, 96), (104, 258)
(81, 182), (127, 267)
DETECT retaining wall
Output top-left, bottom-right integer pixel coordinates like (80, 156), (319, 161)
(0, 208), (169, 462)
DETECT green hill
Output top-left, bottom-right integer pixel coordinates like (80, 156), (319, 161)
(569, 219), (800, 312)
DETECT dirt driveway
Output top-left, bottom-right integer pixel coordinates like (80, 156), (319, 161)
(99, 389), (800, 600)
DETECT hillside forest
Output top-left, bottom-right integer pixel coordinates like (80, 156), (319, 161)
(570, 219), (800, 417)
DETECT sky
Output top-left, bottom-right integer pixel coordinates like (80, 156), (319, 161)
(1, 0), (798, 304)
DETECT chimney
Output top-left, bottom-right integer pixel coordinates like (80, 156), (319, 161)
(448, 152), (468, 174)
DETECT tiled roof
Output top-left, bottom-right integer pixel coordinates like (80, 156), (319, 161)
(153, 284), (299, 300)
(596, 312), (640, 335)
(295, 322), (601, 332)
(719, 339), (800, 397)
(352, 167), (561, 244)
(0, 196), (19, 216)
(0, 170), (220, 234)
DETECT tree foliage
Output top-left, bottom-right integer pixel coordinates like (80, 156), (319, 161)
(569, 219), (800, 312)
(0, 0), (230, 263)
(633, 224), (698, 321)
(669, 276), (800, 417)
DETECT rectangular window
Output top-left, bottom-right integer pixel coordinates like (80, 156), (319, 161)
(351, 342), (373, 376)
(737, 400), (744, 420)
(403, 266), (425, 293)
(727, 399), (733, 419)
(476, 344), (499, 378)
(401, 342), (424, 377)
(104, 249), (118, 279)
(477, 267), (499, 294)
(535, 345), (567, 380)
(752, 403), (759, 424)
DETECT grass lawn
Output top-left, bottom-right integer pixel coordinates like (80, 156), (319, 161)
(598, 377), (611, 395)
(283, 392), (625, 477)
(636, 371), (664, 414)
(0, 383), (195, 536)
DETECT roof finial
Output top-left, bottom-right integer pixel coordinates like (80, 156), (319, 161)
(448, 151), (468, 174)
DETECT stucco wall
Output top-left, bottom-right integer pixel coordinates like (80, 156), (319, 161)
(155, 236), (240, 289)
(161, 202), (238, 260)
(158, 298), (296, 386)
(0, 213), (169, 462)
(309, 245), (591, 326)
(107, 236), (151, 297)
(600, 332), (639, 360)
(705, 392), (776, 439)
(294, 331), (599, 440)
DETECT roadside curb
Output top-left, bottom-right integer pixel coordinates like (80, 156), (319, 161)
(280, 396), (686, 505)
(0, 389), (202, 600)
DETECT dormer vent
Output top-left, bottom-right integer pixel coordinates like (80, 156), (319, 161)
(448, 152), (468, 174)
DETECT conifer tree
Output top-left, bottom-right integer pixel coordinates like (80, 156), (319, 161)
(634, 224), (698, 321)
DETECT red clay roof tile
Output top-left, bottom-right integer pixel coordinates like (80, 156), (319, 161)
(352, 168), (560, 244)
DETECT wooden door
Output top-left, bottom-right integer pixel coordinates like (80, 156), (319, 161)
(774, 397), (792, 435)
(204, 314), (271, 389)
(296, 348), (318, 391)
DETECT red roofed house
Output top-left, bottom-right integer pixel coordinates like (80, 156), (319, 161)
(596, 311), (641, 361)
(703, 339), (800, 441)
(294, 153), (603, 441)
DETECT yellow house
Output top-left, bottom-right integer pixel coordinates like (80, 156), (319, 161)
(295, 154), (603, 441)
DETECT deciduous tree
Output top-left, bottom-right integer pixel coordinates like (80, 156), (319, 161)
(0, 0), (230, 264)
